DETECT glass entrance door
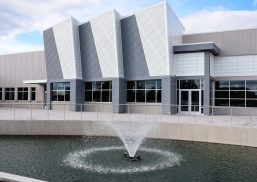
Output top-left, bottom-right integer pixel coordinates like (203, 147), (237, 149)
(191, 91), (200, 113)
(179, 90), (202, 115)
(180, 91), (189, 112)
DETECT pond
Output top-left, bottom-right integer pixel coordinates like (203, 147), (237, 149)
(0, 136), (257, 182)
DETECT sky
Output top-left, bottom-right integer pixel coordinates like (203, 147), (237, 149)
(1, 0), (257, 54)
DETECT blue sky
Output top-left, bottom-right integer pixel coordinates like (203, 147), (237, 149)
(0, 0), (257, 54)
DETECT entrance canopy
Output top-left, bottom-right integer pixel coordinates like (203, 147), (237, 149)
(23, 80), (47, 84)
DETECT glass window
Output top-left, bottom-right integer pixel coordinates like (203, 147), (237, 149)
(215, 91), (229, 98)
(85, 81), (112, 102)
(136, 90), (145, 102)
(214, 80), (257, 107)
(18, 92), (22, 100)
(65, 91), (70, 102)
(136, 81), (145, 89)
(85, 82), (92, 90)
(246, 81), (257, 90)
(92, 82), (101, 90)
(0, 88), (2, 100)
(127, 80), (162, 103)
(215, 99), (229, 106)
(180, 80), (200, 89)
(157, 80), (162, 89)
(230, 91), (245, 99)
(52, 91), (58, 101)
(127, 81), (135, 89)
(102, 82), (111, 90)
(52, 83), (58, 90)
(146, 80), (156, 89)
(127, 90), (135, 102)
(201, 90), (204, 106)
(51, 82), (70, 102)
(230, 81), (245, 90)
(31, 87), (36, 101)
(230, 99), (245, 107)
(101, 91), (110, 102)
(65, 83), (70, 91)
(5, 88), (15, 100)
(85, 91), (92, 101)
(57, 83), (65, 90)
(215, 81), (229, 90)
(57, 91), (65, 101)
(93, 90), (101, 102)
(246, 91), (257, 99)
(246, 100), (257, 107)
(157, 90), (162, 103)
(146, 90), (156, 102)
(17, 87), (28, 101)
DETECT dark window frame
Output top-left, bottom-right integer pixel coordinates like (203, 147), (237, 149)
(31, 87), (36, 101)
(214, 80), (257, 107)
(5, 88), (15, 101)
(85, 81), (112, 102)
(126, 80), (162, 103)
(17, 87), (29, 101)
(51, 82), (70, 102)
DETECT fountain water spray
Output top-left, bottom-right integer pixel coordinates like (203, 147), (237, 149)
(106, 121), (159, 158)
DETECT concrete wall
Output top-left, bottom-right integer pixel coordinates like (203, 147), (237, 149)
(183, 28), (257, 56)
(1, 120), (257, 148)
(84, 102), (112, 112)
(125, 103), (162, 114)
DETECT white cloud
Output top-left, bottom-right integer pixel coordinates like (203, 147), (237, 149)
(0, 38), (43, 55)
(2, 1), (257, 54)
(181, 9), (257, 34)
(0, 0), (144, 54)
(0, 0), (144, 39)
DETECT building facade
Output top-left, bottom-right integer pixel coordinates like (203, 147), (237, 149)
(1, 1), (257, 115)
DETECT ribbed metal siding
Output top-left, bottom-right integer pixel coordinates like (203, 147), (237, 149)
(183, 29), (257, 56)
(0, 51), (46, 87)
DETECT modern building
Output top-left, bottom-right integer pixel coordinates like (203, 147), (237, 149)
(1, 1), (257, 115)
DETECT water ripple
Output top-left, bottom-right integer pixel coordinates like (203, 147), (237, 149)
(64, 147), (182, 174)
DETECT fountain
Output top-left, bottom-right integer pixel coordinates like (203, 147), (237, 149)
(64, 120), (182, 174)
(106, 120), (159, 159)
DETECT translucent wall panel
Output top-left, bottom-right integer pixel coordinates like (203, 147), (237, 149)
(214, 55), (257, 77)
(174, 52), (205, 76)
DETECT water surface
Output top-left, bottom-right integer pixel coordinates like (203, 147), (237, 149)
(0, 136), (257, 182)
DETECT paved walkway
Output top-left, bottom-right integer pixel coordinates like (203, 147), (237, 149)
(1, 107), (257, 128)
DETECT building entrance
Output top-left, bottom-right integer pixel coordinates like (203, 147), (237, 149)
(179, 89), (202, 115)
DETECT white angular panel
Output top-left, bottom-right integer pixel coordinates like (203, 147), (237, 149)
(166, 3), (185, 75)
(134, 3), (168, 76)
(90, 11), (123, 78)
(53, 17), (82, 79)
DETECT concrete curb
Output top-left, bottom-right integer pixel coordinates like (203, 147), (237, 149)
(0, 172), (47, 182)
